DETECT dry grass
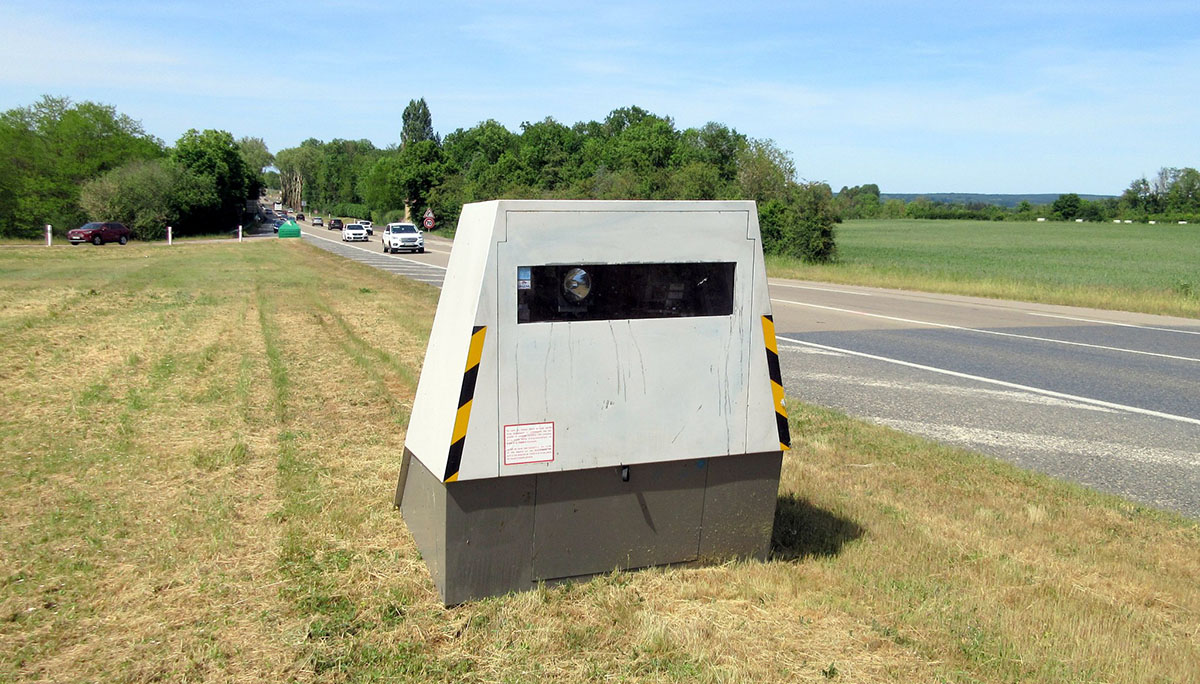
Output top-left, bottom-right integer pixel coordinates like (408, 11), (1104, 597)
(1, 241), (1197, 683)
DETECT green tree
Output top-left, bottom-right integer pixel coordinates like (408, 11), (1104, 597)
(1051, 193), (1082, 220)
(667, 161), (724, 199)
(170, 129), (254, 229)
(402, 98), (437, 147)
(611, 116), (676, 171)
(362, 154), (407, 216)
(602, 106), (654, 136)
(1165, 167), (1200, 215)
(443, 119), (517, 173)
(426, 173), (467, 231)
(880, 198), (906, 219)
(310, 138), (378, 207)
(834, 184), (881, 219)
(274, 139), (322, 211)
(758, 182), (837, 262)
(237, 136), (273, 197)
(390, 140), (447, 218)
(0, 95), (163, 237)
(518, 117), (578, 191)
(1121, 177), (1155, 216)
(472, 150), (528, 199)
(79, 159), (215, 239)
(673, 122), (745, 184)
(736, 138), (794, 202)
(1077, 199), (1107, 222)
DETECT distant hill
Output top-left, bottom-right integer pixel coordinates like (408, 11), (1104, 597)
(879, 193), (1116, 208)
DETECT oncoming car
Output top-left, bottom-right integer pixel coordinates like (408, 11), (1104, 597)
(342, 222), (369, 242)
(381, 222), (424, 253)
(68, 222), (133, 246)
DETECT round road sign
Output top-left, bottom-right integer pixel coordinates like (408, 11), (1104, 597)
(423, 216), (435, 229)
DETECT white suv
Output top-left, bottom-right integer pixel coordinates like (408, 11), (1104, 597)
(342, 223), (369, 242)
(382, 222), (424, 253)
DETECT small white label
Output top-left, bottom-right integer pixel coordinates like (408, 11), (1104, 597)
(517, 266), (532, 291)
(503, 422), (554, 465)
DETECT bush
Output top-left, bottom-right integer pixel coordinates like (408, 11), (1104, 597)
(758, 182), (837, 263)
(79, 159), (217, 240)
(382, 209), (407, 224)
(328, 202), (370, 220)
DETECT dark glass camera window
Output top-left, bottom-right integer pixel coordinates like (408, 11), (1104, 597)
(517, 263), (735, 323)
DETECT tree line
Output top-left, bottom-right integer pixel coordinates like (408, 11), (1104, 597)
(274, 100), (836, 262)
(0, 96), (265, 240)
(5, 93), (1192, 255)
(833, 170), (1200, 224)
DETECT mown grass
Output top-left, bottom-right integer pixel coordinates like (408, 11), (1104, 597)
(0, 241), (1196, 682)
(768, 218), (1200, 318)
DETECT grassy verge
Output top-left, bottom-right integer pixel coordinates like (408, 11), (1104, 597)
(768, 218), (1200, 318)
(0, 242), (1196, 682)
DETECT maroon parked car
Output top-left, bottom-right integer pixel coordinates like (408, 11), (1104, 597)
(68, 222), (133, 246)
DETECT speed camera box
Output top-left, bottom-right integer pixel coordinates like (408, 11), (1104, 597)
(396, 200), (789, 604)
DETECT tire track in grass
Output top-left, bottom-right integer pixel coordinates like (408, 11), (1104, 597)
(297, 241), (438, 344)
(1, 252), (291, 681)
(258, 267), (466, 679)
(255, 283), (290, 425)
(255, 278), (361, 676)
(302, 290), (418, 423)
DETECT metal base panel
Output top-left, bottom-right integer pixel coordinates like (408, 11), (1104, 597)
(397, 449), (782, 606)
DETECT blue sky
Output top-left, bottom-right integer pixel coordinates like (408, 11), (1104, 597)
(2, 0), (1198, 194)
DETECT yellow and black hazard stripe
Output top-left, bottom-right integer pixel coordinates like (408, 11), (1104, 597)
(762, 315), (791, 451)
(444, 325), (487, 482)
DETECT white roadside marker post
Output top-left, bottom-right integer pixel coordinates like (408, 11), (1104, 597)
(45, 224), (51, 246)
(167, 225), (173, 245)
(238, 224), (243, 243)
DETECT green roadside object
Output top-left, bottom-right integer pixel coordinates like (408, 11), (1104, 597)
(278, 219), (301, 238)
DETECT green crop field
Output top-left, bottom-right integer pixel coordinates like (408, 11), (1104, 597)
(768, 219), (1200, 318)
(1, 242), (1197, 682)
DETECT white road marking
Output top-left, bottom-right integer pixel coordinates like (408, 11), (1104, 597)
(789, 346), (847, 357)
(792, 371), (1117, 413)
(772, 298), (1200, 363)
(300, 228), (448, 271)
(777, 336), (1200, 427)
(1025, 311), (1200, 336)
(768, 281), (874, 296)
(871, 418), (1200, 468)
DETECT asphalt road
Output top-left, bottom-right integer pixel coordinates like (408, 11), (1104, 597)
(295, 220), (1200, 518)
(769, 282), (1200, 518)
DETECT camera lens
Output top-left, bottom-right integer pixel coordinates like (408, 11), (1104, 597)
(562, 268), (591, 302)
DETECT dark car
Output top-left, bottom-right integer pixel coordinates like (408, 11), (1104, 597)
(328, 218), (344, 231)
(273, 219), (284, 233)
(67, 222), (133, 246)
(296, 213), (305, 221)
